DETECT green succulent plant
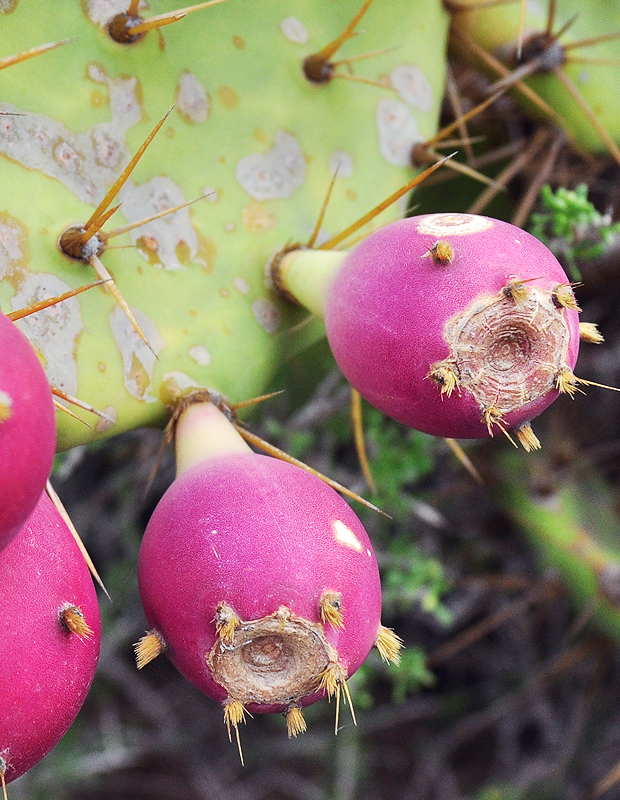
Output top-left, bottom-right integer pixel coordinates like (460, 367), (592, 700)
(448, 0), (620, 156)
(0, 0), (448, 450)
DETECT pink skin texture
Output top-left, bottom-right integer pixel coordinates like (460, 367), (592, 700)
(324, 213), (581, 439)
(0, 313), (56, 550)
(0, 492), (101, 785)
(138, 452), (382, 714)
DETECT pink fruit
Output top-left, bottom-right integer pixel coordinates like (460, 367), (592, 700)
(0, 312), (56, 550)
(137, 401), (399, 742)
(323, 213), (582, 444)
(0, 492), (101, 786)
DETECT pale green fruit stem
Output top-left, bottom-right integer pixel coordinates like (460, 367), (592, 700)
(175, 401), (250, 477)
(275, 249), (347, 320)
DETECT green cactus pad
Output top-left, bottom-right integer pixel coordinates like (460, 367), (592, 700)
(0, 1), (448, 449)
(449, 0), (620, 154)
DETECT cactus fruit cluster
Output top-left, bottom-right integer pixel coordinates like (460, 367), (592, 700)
(0, 0), (449, 782)
(4, 0), (620, 790)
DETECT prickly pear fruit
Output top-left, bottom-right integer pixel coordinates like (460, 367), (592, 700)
(137, 401), (400, 745)
(0, 492), (101, 786)
(0, 311), (55, 550)
(273, 213), (582, 446)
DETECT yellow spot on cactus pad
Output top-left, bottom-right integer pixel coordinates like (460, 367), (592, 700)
(217, 85), (239, 109)
(241, 202), (277, 233)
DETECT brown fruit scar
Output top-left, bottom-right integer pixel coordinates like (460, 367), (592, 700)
(207, 605), (337, 710)
(320, 591), (344, 629)
(134, 630), (167, 669)
(431, 287), (573, 433)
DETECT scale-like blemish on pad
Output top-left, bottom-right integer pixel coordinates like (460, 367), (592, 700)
(280, 17), (309, 43)
(0, 104), (130, 203)
(233, 277), (249, 294)
(376, 98), (424, 168)
(11, 273), (83, 395)
(391, 65), (434, 112)
(0, 211), (29, 282)
(236, 130), (305, 201)
(119, 176), (207, 270)
(252, 297), (281, 333)
(83, 0), (146, 26)
(176, 71), (210, 125)
(109, 305), (165, 401)
(188, 345), (211, 366)
(329, 150), (355, 178)
(0, 67), (141, 204)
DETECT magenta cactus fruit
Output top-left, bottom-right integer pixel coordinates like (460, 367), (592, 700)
(0, 312), (56, 550)
(322, 213), (582, 446)
(0, 491), (101, 787)
(137, 401), (400, 748)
